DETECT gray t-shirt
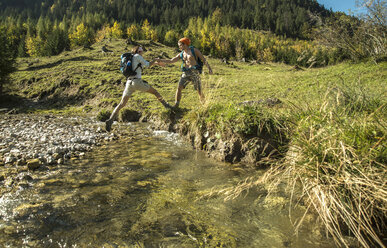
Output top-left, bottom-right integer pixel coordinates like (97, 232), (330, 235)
(132, 54), (150, 79)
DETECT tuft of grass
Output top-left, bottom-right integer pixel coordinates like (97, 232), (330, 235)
(207, 81), (386, 247)
(265, 84), (386, 247)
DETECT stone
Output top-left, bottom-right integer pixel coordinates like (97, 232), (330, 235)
(5, 156), (16, 164)
(27, 159), (41, 170)
(52, 153), (61, 160)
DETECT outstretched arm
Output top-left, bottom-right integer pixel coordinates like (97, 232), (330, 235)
(195, 49), (213, 74)
(157, 54), (181, 65)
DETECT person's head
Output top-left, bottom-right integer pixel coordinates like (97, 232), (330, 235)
(178, 38), (190, 50)
(132, 46), (144, 54)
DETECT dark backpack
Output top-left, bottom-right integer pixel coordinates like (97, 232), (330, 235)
(180, 46), (203, 73)
(120, 53), (141, 77)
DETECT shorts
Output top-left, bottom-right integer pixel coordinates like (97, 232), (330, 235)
(123, 78), (150, 97)
(179, 70), (201, 91)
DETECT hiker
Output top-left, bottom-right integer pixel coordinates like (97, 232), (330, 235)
(105, 46), (171, 132)
(156, 37), (213, 108)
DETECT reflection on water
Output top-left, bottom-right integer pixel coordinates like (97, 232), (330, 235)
(0, 123), (335, 247)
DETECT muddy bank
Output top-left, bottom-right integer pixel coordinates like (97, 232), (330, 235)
(146, 110), (287, 167)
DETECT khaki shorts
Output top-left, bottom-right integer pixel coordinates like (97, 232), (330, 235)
(123, 78), (150, 97)
(179, 70), (201, 91)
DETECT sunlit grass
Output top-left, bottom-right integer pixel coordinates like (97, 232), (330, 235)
(7, 38), (387, 247)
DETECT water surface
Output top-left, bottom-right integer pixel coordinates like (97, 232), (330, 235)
(0, 122), (335, 247)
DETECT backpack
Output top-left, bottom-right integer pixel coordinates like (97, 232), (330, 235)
(120, 53), (141, 77)
(180, 46), (203, 73)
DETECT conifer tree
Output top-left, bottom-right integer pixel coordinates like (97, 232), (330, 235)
(0, 25), (16, 95)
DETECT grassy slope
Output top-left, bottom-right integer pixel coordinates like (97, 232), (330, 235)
(8, 39), (386, 116)
(6, 38), (387, 247)
(9, 39), (386, 115)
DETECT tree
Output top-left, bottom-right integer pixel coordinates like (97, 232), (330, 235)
(26, 35), (44, 57)
(164, 30), (179, 46)
(0, 26), (16, 95)
(127, 24), (140, 40)
(318, 0), (387, 62)
(141, 19), (153, 40)
(69, 23), (94, 48)
(110, 21), (123, 38)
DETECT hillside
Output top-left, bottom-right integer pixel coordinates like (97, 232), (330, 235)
(0, 0), (331, 38)
(3, 39), (387, 248)
(5, 39), (385, 115)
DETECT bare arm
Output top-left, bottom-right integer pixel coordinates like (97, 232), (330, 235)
(149, 59), (157, 67)
(194, 48), (213, 74)
(157, 54), (181, 64)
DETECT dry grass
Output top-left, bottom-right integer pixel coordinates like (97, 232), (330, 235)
(208, 85), (386, 247)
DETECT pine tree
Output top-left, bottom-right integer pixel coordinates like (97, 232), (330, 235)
(0, 25), (16, 95)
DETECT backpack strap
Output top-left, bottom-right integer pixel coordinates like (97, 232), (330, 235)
(190, 46), (202, 73)
(180, 51), (185, 71)
(190, 46), (198, 62)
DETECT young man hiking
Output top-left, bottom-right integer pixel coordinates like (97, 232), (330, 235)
(105, 46), (171, 132)
(157, 37), (213, 108)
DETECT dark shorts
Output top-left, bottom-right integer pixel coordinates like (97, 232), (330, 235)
(178, 70), (201, 91)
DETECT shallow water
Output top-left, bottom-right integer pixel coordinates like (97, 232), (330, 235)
(0, 122), (336, 247)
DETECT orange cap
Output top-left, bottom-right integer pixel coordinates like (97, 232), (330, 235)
(179, 37), (191, 46)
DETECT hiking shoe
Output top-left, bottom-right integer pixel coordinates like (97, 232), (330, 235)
(105, 119), (113, 132)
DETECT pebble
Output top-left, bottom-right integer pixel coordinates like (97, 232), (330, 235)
(0, 114), (115, 168)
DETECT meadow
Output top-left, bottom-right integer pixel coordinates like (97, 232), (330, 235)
(6, 38), (387, 247)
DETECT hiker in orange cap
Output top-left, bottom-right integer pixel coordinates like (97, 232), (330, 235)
(178, 37), (191, 46)
(157, 38), (213, 108)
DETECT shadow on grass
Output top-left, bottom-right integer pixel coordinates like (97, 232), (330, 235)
(0, 92), (88, 114)
(21, 56), (96, 71)
(0, 93), (32, 110)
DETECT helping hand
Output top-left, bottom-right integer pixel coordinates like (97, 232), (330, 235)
(156, 60), (166, 67)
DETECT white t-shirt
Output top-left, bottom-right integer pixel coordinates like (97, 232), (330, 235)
(132, 54), (150, 79)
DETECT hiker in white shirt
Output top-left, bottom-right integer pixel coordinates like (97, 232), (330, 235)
(105, 46), (171, 132)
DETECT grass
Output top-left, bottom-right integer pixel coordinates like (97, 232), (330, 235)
(5, 38), (387, 247)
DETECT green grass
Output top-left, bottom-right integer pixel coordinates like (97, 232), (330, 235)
(5, 38), (387, 247)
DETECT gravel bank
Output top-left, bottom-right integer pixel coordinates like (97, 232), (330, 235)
(0, 114), (118, 193)
(0, 114), (116, 167)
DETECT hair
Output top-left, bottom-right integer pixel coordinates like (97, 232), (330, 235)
(131, 46), (142, 54)
(179, 37), (191, 46)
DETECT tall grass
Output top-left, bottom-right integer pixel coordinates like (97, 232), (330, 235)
(212, 82), (386, 247)
(275, 82), (386, 247)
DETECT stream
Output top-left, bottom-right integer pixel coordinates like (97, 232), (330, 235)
(0, 122), (336, 247)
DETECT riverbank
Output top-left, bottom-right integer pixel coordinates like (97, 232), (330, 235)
(4, 39), (386, 247)
(0, 113), (122, 197)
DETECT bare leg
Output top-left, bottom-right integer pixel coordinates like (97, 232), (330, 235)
(110, 95), (130, 121)
(174, 85), (184, 108)
(198, 88), (205, 104)
(106, 94), (129, 131)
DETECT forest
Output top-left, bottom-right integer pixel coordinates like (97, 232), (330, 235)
(0, 0), (330, 37)
(1, 0), (386, 94)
